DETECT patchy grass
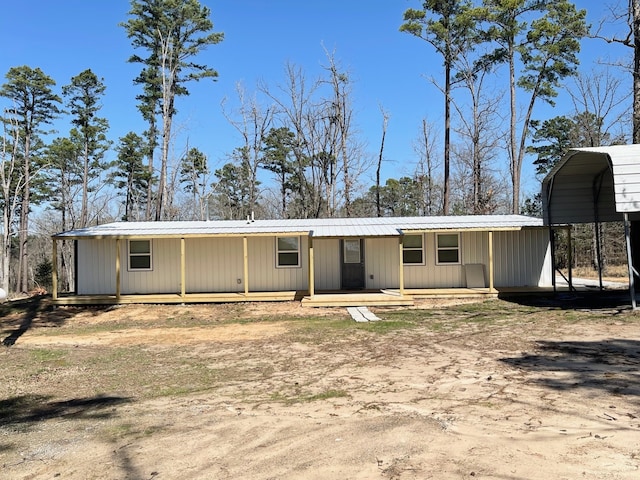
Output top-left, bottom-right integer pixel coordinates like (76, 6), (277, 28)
(270, 389), (350, 405)
(2, 296), (637, 407)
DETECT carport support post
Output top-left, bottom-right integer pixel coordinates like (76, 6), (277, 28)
(52, 239), (58, 300)
(549, 226), (556, 293)
(624, 213), (637, 309)
(567, 227), (573, 291)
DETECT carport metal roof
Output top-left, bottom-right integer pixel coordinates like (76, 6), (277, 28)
(542, 144), (640, 225)
(542, 144), (640, 308)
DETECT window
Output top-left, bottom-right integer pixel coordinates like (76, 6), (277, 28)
(276, 236), (300, 267)
(128, 239), (152, 271)
(343, 239), (361, 264)
(402, 234), (424, 265)
(436, 233), (460, 264)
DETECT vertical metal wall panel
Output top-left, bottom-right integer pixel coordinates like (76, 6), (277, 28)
(463, 231), (488, 264)
(493, 229), (551, 287)
(365, 238), (400, 289)
(314, 239), (340, 290)
(185, 237), (244, 292)
(247, 236), (308, 291)
(77, 239), (116, 294)
(120, 238), (181, 294)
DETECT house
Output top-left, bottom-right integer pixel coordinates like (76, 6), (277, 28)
(542, 144), (640, 308)
(51, 214), (552, 306)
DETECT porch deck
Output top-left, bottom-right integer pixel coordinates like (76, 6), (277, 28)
(51, 291), (304, 306)
(50, 286), (570, 307)
(49, 276), (627, 307)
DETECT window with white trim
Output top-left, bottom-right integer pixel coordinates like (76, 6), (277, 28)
(128, 239), (152, 271)
(276, 236), (300, 267)
(402, 234), (424, 265)
(436, 233), (460, 264)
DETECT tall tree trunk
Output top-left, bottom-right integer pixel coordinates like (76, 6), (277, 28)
(509, 45), (519, 214)
(18, 137), (31, 293)
(633, 0), (640, 143)
(81, 143), (89, 227)
(376, 108), (388, 217)
(443, 62), (451, 215)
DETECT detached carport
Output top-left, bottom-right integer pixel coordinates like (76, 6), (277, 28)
(542, 144), (640, 308)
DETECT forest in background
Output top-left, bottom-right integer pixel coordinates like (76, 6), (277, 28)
(1, 0), (639, 296)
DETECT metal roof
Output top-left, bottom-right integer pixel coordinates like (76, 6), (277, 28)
(543, 145), (640, 224)
(53, 215), (544, 239)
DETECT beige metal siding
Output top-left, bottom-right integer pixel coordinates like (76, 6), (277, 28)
(314, 239), (340, 290)
(185, 238), (244, 292)
(247, 236), (308, 291)
(77, 239), (117, 295)
(494, 229), (551, 287)
(462, 231), (488, 264)
(365, 238), (400, 289)
(120, 239), (181, 294)
(611, 149), (640, 212)
(403, 233), (463, 288)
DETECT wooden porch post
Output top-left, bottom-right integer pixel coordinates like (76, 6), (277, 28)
(115, 239), (121, 301)
(52, 239), (58, 300)
(308, 235), (315, 297)
(398, 236), (405, 296)
(180, 237), (186, 299)
(243, 236), (249, 296)
(488, 231), (494, 292)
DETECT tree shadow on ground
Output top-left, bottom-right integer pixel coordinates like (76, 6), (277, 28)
(1, 296), (115, 347)
(500, 339), (640, 397)
(0, 394), (131, 429)
(500, 291), (635, 313)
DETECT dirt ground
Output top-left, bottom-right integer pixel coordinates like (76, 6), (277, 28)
(1, 294), (640, 479)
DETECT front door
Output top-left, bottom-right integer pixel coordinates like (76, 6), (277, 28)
(341, 239), (365, 289)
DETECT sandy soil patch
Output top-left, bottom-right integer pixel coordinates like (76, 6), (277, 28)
(1, 297), (639, 479)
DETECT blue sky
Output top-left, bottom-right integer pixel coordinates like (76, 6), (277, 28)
(0, 0), (631, 203)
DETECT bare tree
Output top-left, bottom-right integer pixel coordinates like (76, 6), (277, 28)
(413, 118), (442, 215)
(222, 83), (274, 217)
(592, 0), (640, 142)
(321, 48), (357, 216)
(261, 62), (323, 218)
(568, 68), (631, 145)
(451, 52), (504, 214)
